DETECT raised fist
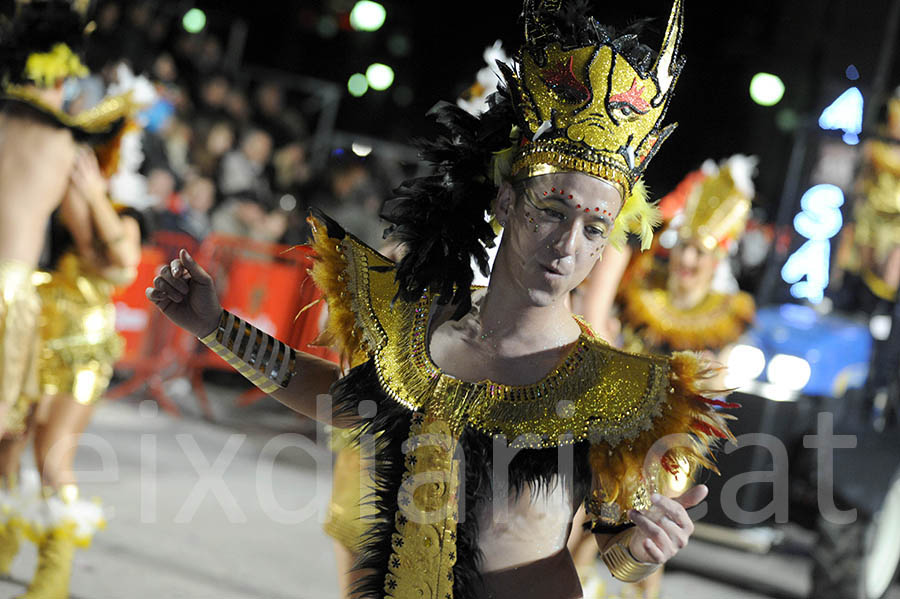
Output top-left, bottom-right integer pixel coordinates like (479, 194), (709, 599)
(145, 249), (222, 338)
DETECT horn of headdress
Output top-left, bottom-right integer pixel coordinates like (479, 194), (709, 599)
(523, 0), (564, 46)
(653, 0), (684, 102)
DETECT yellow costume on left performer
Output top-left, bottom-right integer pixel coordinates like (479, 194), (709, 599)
(0, 254), (113, 597)
(34, 252), (123, 407)
(0, 260), (42, 434)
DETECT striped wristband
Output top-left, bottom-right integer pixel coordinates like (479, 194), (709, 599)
(199, 311), (296, 393)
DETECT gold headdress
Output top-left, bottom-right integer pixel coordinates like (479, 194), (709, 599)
(502, 0), (684, 192)
(498, 0), (684, 248)
(677, 155), (756, 253)
(383, 0), (687, 308)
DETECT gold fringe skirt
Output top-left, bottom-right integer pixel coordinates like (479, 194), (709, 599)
(0, 259), (41, 433)
(323, 428), (378, 552)
(33, 254), (123, 407)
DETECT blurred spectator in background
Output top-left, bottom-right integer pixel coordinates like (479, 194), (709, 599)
(272, 142), (311, 196)
(142, 167), (178, 233)
(212, 192), (266, 239)
(253, 81), (307, 148)
(196, 36), (224, 77)
(218, 128), (273, 207)
(225, 87), (252, 128)
(309, 156), (385, 247)
(151, 52), (179, 87)
(192, 120), (236, 179)
(119, 3), (155, 72)
(85, 2), (123, 67)
(211, 190), (287, 243)
(195, 73), (231, 126)
(158, 176), (216, 242)
(162, 118), (193, 179)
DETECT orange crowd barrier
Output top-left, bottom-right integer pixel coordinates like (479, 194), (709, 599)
(108, 244), (182, 414)
(109, 232), (338, 417)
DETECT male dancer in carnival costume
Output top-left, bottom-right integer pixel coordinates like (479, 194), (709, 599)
(149, 2), (739, 598)
(568, 155), (757, 599)
(0, 2), (135, 596)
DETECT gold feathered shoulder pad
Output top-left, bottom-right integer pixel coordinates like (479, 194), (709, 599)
(307, 213), (403, 366)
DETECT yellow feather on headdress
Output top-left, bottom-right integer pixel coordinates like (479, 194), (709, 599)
(23, 43), (88, 88)
(608, 179), (661, 251)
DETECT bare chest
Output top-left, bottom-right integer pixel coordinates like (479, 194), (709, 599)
(428, 320), (572, 387)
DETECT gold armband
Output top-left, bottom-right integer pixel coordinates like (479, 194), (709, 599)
(199, 311), (296, 393)
(601, 527), (660, 583)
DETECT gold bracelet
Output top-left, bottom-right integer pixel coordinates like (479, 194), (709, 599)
(199, 310), (296, 393)
(601, 527), (660, 583)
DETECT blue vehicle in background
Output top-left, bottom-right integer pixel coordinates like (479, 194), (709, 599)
(696, 301), (900, 599)
(734, 303), (871, 398)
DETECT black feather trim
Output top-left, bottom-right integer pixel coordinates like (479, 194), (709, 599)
(380, 93), (516, 314)
(537, 2), (658, 73)
(332, 360), (594, 599)
(330, 360), (412, 599)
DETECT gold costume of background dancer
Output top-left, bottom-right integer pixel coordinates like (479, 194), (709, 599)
(0, 1), (137, 596)
(0, 145), (141, 598)
(570, 155), (757, 599)
(843, 90), (900, 306)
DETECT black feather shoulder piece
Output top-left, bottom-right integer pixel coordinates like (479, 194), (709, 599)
(380, 90), (516, 315)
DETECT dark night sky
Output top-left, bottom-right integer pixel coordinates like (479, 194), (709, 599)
(198, 0), (900, 212)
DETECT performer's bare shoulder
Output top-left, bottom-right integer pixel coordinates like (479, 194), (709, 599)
(0, 110), (77, 266)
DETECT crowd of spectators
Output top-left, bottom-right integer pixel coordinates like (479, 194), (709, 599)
(75, 1), (393, 250)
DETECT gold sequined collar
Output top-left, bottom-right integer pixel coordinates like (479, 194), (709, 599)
(621, 285), (755, 352)
(321, 233), (673, 449)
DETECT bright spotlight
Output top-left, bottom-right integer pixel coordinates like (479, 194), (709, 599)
(658, 229), (678, 249)
(350, 1), (386, 32)
(352, 142), (373, 157)
(182, 8), (206, 34)
(766, 354), (811, 391)
(347, 73), (368, 97)
(750, 73), (785, 107)
(279, 194), (297, 211)
(725, 344), (767, 387)
(366, 63), (394, 91)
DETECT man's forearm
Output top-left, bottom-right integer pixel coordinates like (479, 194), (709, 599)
(200, 310), (342, 421)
